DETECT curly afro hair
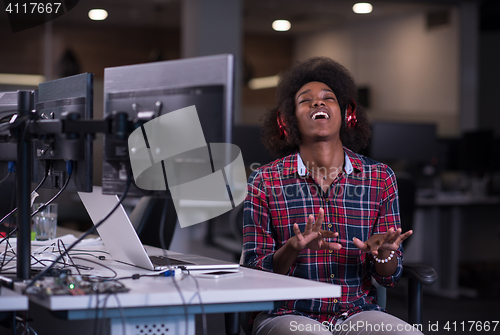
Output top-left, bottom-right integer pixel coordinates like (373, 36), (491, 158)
(262, 57), (371, 158)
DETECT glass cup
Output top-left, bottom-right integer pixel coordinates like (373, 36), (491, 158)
(32, 203), (58, 241)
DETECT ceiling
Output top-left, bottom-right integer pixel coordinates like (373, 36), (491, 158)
(14, 0), (464, 35)
(243, 0), (459, 34)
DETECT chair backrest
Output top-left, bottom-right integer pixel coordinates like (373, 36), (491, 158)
(396, 174), (416, 242)
(130, 196), (177, 249)
(375, 174), (416, 309)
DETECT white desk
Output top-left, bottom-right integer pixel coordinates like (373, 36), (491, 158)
(0, 287), (28, 312)
(0, 287), (28, 334)
(14, 242), (341, 335)
(414, 193), (500, 298)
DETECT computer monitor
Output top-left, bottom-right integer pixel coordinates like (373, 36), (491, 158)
(232, 124), (274, 171)
(0, 91), (23, 223)
(369, 121), (438, 165)
(0, 140), (16, 225)
(102, 54), (234, 196)
(0, 91), (29, 154)
(0, 91), (20, 122)
(0, 92), (20, 162)
(459, 130), (494, 175)
(32, 73), (94, 192)
(0, 90), (36, 279)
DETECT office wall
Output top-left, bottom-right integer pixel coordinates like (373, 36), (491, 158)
(0, 23), (181, 78)
(240, 34), (294, 125)
(0, 25), (45, 75)
(294, 8), (460, 137)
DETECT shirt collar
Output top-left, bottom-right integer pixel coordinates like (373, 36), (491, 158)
(296, 150), (354, 177)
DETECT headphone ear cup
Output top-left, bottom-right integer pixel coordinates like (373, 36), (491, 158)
(276, 110), (288, 137)
(345, 100), (357, 129)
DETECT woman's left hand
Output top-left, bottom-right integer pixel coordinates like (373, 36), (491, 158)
(352, 228), (412, 256)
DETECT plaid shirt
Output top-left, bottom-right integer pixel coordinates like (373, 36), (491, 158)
(243, 147), (403, 325)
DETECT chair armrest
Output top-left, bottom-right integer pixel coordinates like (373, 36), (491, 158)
(403, 263), (438, 285)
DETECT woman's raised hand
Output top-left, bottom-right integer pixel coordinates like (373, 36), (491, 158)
(291, 208), (342, 251)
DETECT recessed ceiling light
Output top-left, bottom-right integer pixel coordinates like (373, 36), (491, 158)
(88, 9), (108, 21)
(353, 3), (373, 14)
(272, 20), (291, 32)
(248, 75), (280, 90)
(0, 73), (45, 86)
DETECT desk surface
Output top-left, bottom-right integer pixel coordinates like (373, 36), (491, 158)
(0, 287), (28, 311)
(26, 264), (341, 312)
(13, 237), (341, 316)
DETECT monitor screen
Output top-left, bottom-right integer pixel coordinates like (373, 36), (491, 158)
(32, 73), (94, 192)
(232, 124), (274, 171)
(0, 91), (20, 162)
(102, 54), (234, 196)
(459, 130), (494, 174)
(0, 91), (19, 119)
(0, 91), (23, 224)
(369, 121), (438, 165)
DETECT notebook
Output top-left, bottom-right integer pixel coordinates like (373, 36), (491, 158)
(78, 186), (239, 271)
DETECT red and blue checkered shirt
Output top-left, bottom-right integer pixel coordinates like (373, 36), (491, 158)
(243, 147), (403, 324)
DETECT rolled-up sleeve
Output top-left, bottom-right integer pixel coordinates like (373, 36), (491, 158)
(243, 169), (276, 272)
(371, 166), (403, 287)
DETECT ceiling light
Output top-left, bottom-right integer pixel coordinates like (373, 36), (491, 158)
(352, 3), (373, 14)
(272, 20), (291, 32)
(0, 74), (45, 86)
(248, 75), (280, 90)
(88, 9), (108, 21)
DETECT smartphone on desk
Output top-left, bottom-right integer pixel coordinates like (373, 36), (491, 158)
(196, 270), (243, 279)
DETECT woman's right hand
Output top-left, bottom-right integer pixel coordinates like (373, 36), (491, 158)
(290, 208), (342, 251)
(273, 208), (342, 274)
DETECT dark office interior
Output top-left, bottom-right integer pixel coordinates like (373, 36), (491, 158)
(1, 0), (500, 334)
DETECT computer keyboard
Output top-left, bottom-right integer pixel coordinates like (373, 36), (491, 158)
(149, 255), (195, 267)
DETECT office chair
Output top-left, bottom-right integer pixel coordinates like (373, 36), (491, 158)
(130, 196), (177, 249)
(331, 175), (437, 328)
(391, 176), (437, 325)
(224, 175), (437, 335)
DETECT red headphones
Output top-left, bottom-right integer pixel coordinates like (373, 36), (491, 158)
(345, 100), (358, 129)
(277, 110), (288, 138)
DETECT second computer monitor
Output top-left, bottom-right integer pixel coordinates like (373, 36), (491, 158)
(102, 54), (234, 196)
(32, 73), (94, 192)
(369, 121), (438, 165)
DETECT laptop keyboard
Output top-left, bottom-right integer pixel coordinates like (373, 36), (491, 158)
(149, 255), (195, 267)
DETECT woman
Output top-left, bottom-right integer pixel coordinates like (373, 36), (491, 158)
(243, 57), (421, 335)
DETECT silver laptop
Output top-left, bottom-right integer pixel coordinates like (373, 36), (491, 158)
(78, 186), (239, 271)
